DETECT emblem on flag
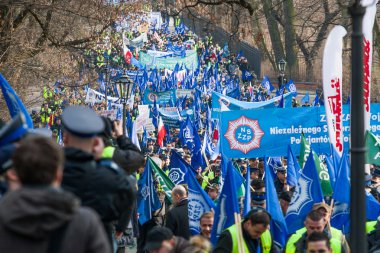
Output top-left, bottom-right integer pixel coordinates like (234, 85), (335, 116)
(224, 116), (264, 154)
(148, 93), (158, 102)
(188, 188), (208, 233)
(286, 175), (313, 215)
(141, 186), (150, 200)
(168, 168), (185, 184)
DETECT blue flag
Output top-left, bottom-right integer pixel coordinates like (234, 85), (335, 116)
(220, 154), (245, 192)
(285, 152), (324, 234)
(331, 152), (350, 234)
(366, 191), (380, 220)
(265, 157), (288, 246)
(137, 160), (162, 225)
(191, 128), (204, 170)
(179, 116), (195, 150)
(141, 127), (148, 148)
(187, 168), (215, 235)
(202, 130), (220, 161)
(301, 92), (310, 105)
(168, 150), (195, 185)
(285, 79), (297, 97)
(261, 75), (274, 93)
(313, 90), (320, 106)
(151, 99), (159, 129)
(210, 161), (240, 245)
(277, 95), (285, 108)
(242, 70), (254, 82)
(0, 74), (33, 128)
(243, 165), (251, 216)
(287, 145), (301, 187)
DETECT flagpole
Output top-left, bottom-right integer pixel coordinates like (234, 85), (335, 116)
(234, 213), (245, 253)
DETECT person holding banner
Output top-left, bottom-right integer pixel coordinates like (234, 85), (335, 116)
(213, 207), (280, 253)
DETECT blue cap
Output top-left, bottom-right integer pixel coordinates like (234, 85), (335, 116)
(62, 106), (104, 138)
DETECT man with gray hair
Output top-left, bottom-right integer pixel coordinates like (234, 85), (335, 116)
(165, 185), (190, 239)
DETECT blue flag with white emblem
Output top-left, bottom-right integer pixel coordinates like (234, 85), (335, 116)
(265, 158), (288, 246)
(168, 150), (195, 185)
(137, 160), (162, 225)
(187, 167), (215, 235)
(285, 152), (324, 234)
(210, 160), (240, 245)
(285, 79), (297, 97)
(261, 75), (274, 93)
(179, 116), (195, 151)
(331, 152), (350, 234)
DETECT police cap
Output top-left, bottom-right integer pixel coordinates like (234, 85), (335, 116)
(62, 106), (104, 138)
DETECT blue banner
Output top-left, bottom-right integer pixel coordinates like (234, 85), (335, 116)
(219, 104), (380, 158)
(143, 90), (176, 105)
(158, 107), (194, 128)
(211, 91), (294, 118)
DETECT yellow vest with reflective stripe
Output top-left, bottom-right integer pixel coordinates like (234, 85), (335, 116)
(285, 227), (342, 253)
(227, 223), (272, 253)
(366, 221), (377, 234)
(102, 146), (115, 159)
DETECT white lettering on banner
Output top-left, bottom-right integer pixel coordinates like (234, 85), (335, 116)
(270, 125), (322, 135)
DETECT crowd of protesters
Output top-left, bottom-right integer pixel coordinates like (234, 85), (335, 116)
(2, 5), (380, 253)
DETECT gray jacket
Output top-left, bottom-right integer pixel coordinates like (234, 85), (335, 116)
(0, 187), (111, 253)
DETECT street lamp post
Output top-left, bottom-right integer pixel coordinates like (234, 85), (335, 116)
(349, 1), (366, 252)
(116, 74), (133, 136)
(277, 59), (287, 90)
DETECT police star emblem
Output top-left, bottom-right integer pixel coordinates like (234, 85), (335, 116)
(224, 116), (264, 154)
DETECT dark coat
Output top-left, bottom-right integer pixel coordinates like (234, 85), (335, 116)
(0, 187), (111, 253)
(62, 147), (136, 243)
(165, 198), (191, 239)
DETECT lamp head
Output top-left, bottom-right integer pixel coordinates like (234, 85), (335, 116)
(278, 59), (287, 74)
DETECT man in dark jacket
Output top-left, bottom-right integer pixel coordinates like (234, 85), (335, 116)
(0, 136), (110, 253)
(61, 106), (136, 249)
(165, 184), (191, 239)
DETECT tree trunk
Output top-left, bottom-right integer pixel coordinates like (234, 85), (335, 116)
(282, 0), (298, 79)
(262, 0), (285, 66)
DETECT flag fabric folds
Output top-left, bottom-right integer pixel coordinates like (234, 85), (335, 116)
(331, 152), (350, 233)
(149, 157), (174, 203)
(137, 159), (162, 225)
(210, 161), (240, 245)
(187, 167), (215, 235)
(285, 151), (324, 234)
(265, 158), (288, 246)
(286, 145), (301, 187)
(0, 74), (33, 129)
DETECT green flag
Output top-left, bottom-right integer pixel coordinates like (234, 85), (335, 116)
(149, 157), (175, 203)
(365, 130), (380, 165)
(313, 151), (333, 196)
(299, 133), (311, 168)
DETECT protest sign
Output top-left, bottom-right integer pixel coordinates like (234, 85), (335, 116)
(219, 103), (380, 158)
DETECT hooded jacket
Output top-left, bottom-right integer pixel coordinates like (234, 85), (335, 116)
(0, 187), (111, 253)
